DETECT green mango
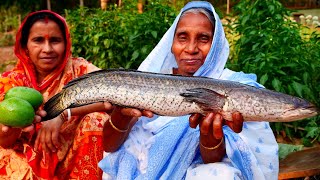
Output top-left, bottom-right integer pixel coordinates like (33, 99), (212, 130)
(5, 86), (43, 109)
(0, 97), (35, 127)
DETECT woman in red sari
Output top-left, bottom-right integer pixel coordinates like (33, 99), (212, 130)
(0, 10), (110, 179)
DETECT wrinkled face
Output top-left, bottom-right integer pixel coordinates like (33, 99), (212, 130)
(172, 12), (213, 76)
(26, 19), (66, 75)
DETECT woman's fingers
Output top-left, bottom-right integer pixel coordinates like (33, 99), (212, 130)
(34, 129), (41, 151)
(142, 110), (154, 118)
(200, 112), (215, 135)
(189, 113), (201, 128)
(36, 109), (47, 118)
(232, 112), (243, 133)
(120, 107), (142, 117)
(213, 114), (223, 139)
(43, 125), (57, 152)
(51, 128), (60, 151)
(22, 124), (35, 132)
(103, 102), (114, 113)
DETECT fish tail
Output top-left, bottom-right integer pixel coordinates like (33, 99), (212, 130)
(43, 90), (68, 121)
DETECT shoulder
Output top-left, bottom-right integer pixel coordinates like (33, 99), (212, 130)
(220, 68), (264, 88)
(70, 57), (101, 75)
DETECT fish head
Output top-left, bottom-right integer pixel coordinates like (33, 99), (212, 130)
(281, 98), (319, 122)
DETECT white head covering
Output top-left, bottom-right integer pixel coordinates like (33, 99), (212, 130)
(138, 1), (229, 79)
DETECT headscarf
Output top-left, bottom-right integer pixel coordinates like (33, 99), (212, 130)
(138, 1), (229, 79)
(99, 1), (278, 179)
(14, 10), (71, 91)
(0, 10), (98, 102)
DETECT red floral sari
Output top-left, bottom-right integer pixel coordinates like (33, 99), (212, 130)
(0, 10), (107, 180)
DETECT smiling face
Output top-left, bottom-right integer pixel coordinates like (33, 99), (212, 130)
(171, 12), (213, 76)
(26, 19), (66, 79)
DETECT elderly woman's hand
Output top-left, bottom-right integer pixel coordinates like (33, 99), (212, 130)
(189, 112), (243, 163)
(189, 112), (243, 139)
(110, 106), (154, 128)
(103, 105), (154, 152)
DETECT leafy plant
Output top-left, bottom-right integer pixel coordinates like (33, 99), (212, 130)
(0, 5), (21, 33)
(66, 0), (177, 69)
(227, 0), (320, 145)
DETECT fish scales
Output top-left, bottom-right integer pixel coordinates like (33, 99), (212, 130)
(43, 69), (319, 122)
(71, 71), (205, 116)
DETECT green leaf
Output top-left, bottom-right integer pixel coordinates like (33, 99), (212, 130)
(272, 78), (281, 91)
(276, 69), (287, 76)
(260, 73), (268, 85)
(103, 39), (111, 48)
(278, 143), (303, 160)
(131, 50), (139, 60)
(151, 31), (157, 39)
(291, 81), (303, 97)
(305, 127), (319, 138)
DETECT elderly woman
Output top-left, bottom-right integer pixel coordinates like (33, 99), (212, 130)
(99, 1), (279, 180)
(0, 10), (111, 179)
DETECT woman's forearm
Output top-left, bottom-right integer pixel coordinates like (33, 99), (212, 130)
(103, 115), (138, 152)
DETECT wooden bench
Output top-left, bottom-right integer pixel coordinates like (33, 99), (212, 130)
(278, 146), (320, 179)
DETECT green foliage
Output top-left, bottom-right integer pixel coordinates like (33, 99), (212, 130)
(0, 6), (21, 33)
(227, 0), (320, 145)
(66, 0), (177, 69)
(278, 143), (303, 160)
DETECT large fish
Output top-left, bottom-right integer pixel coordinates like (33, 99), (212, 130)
(43, 69), (319, 122)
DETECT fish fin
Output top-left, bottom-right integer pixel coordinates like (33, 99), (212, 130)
(43, 90), (67, 121)
(63, 69), (140, 89)
(180, 88), (226, 111)
(63, 69), (108, 89)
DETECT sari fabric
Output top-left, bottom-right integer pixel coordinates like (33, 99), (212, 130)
(0, 10), (107, 180)
(99, 1), (279, 180)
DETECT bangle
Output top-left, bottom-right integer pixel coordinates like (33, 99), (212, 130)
(60, 112), (67, 122)
(66, 109), (72, 121)
(200, 137), (224, 150)
(109, 118), (128, 133)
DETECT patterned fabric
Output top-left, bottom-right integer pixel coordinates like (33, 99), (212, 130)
(99, 1), (279, 180)
(0, 10), (107, 180)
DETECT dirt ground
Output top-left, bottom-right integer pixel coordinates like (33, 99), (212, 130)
(0, 46), (16, 73)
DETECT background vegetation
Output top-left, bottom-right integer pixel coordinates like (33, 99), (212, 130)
(66, 1), (177, 69)
(0, 0), (319, 147)
(228, 0), (320, 146)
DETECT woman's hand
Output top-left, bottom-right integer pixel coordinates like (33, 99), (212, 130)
(189, 112), (243, 139)
(103, 106), (154, 152)
(110, 106), (154, 130)
(189, 112), (243, 163)
(34, 115), (64, 153)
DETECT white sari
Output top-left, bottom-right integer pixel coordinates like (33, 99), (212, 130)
(99, 1), (279, 179)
